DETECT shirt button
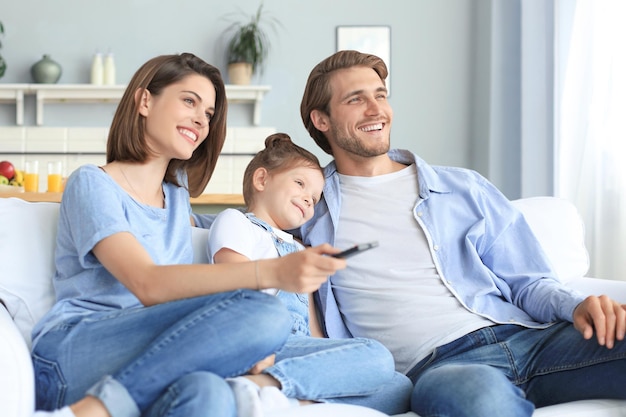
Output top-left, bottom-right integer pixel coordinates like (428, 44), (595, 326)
(433, 245), (439, 251)
(417, 212), (423, 217)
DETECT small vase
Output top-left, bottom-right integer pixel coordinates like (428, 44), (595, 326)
(31, 54), (62, 84)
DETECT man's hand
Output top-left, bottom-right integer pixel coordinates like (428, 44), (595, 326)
(573, 295), (626, 348)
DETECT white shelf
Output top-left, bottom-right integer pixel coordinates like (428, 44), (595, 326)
(0, 83), (29, 125)
(0, 83), (271, 126)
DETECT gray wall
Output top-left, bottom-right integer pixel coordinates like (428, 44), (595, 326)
(1, 0), (525, 195)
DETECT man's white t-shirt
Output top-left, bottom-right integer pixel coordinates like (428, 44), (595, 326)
(332, 165), (492, 373)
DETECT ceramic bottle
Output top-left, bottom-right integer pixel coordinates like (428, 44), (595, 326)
(91, 52), (103, 85)
(103, 52), (116, 85)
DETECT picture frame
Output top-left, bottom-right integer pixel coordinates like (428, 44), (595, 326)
(336, 25), (391, 95)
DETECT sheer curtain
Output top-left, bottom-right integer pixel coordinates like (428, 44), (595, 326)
(555, 0), (626, 279)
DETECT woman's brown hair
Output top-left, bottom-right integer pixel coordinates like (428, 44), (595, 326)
(242, 133), (322, 207)
(106, 53), (227, 197)
(300, 50), (388, 155)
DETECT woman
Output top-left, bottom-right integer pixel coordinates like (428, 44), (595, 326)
(30, 53), (346, 417)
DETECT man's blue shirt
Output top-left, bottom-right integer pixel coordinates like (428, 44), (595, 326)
(299, 149), (584, 339)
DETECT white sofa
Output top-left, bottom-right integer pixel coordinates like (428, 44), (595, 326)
(1, 196), (625, 417)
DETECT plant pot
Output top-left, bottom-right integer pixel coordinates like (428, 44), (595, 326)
(228, 62), (253, 85)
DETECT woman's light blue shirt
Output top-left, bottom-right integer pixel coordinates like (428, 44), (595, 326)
(299, 149), (585, 339)
(31, 164), (194, 346)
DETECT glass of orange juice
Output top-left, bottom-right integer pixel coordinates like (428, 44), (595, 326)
(24, 161), (39, 192)
(47, 161), (63, 192)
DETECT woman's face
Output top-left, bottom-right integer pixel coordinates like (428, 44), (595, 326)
(140, 73), (216, 161)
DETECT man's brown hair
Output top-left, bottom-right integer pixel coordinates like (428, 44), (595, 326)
(300, 50), (388, 155)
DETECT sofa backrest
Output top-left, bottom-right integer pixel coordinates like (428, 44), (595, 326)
(0, 198), (59, 347)
(0, 197), (211, 348)
(0, 196), (589, 348)
(511, 196), (589, 282)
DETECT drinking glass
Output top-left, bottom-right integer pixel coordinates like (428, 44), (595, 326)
(47, 161), (63, 192)
(24, 161), (39, 192)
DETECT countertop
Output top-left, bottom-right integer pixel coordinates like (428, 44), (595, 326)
(0, 191), (244, 206)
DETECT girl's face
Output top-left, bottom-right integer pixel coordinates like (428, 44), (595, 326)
(139, 73), (216, 161)
(253, 164), (324, 231)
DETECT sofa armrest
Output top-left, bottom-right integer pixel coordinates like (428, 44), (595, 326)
(567, 277), (626, 304)
(0, 304), (35, 417)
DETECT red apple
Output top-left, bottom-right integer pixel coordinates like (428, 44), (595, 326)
(0, 161), (15, 180)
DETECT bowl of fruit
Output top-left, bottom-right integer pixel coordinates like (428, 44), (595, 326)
(0, 160), (25, 193)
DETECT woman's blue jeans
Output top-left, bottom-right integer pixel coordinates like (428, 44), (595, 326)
(32, 290), (291, 417)
(267, 334), (412, 415)
(407, 323), (626, 417)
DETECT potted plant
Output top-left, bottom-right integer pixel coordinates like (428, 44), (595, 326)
(0, 21), (6, 79)
(223, 3), (281, 85)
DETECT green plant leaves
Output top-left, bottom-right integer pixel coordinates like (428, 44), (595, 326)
(223, 3), (282, 74)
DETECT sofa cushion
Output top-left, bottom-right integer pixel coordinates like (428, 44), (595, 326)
(0, 196), (590, 349)
(511, 197), (589, 283)
(0, 198), (59, 348)
(0, 197), (211, 349)
(191, 226), (210, 264)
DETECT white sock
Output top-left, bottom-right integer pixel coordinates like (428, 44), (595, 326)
(227, 376), (263, 417)
(33, 406), (76, 417)
(259, 386), (300, 411)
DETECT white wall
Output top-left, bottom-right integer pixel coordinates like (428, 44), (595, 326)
(1, 0), (538, 198)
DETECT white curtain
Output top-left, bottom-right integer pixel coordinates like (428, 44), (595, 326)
(556, 0), (626, 280)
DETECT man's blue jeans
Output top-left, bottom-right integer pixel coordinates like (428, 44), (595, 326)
(407, 323), (626, 417)
(32, 290), (291, 417)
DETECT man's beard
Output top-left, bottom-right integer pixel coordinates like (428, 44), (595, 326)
(330, 124), (390, 158)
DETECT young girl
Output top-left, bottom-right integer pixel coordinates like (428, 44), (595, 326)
(207, 133), (412, 416)
(30, 54), (346, 417)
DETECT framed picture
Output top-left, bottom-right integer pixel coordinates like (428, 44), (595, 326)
(336, 25), (391, 95)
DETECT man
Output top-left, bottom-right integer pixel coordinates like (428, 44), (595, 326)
(297, 50), (626, 416)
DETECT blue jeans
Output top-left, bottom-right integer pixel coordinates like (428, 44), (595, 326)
(407, 323), (626, 417)
(267, 334), (412, 415)
(32, 290), (291, 417)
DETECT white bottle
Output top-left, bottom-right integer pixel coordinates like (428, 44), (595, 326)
(103, 51), (116, 85)
(91, 52), (103, 85)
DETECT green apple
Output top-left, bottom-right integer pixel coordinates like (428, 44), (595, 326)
(0, 175), (9, 185)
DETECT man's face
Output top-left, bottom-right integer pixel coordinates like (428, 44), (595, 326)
(318, 66), (393, 159)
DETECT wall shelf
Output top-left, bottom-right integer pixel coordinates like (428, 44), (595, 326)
(0, 84), (271, 126)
